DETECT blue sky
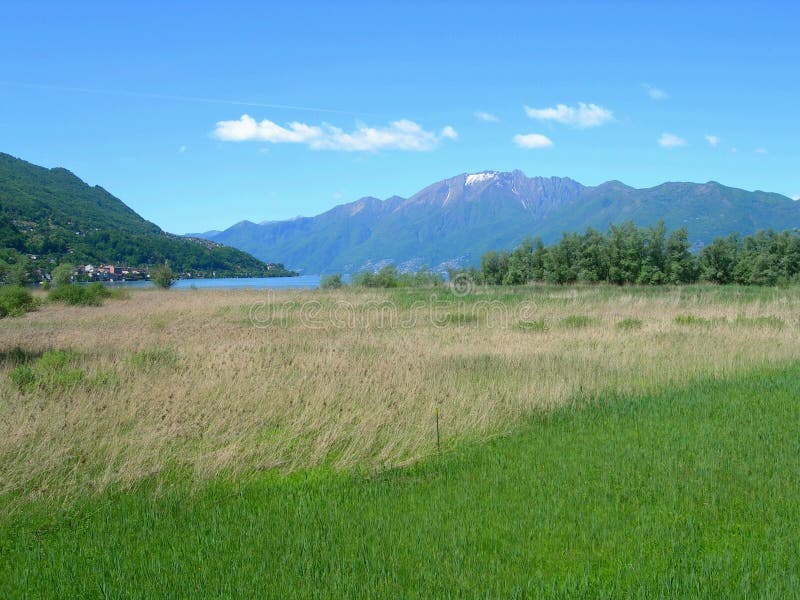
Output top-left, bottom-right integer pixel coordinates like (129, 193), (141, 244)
(1, 1), (798, 233)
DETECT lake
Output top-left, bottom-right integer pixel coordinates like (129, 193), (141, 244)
(110, 275), (323, 290)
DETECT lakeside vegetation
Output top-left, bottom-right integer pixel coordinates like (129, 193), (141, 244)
(0, 286), (37, 318)
(446, 223), (800, 286)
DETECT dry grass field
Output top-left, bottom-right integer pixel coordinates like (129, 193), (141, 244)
(2, 285), (800, 505)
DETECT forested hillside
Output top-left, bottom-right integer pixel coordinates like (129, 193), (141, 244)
(0, 153), (295, 282)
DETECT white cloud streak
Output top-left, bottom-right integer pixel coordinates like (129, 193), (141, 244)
(0, 80), (378, 117)
(658, 133), (687, 148)
(513, 133), (554, 149)
(213, 115), (457, 151)
(705, 135), (720, 147)
(474, 111), (499, 122)
(643, 84), (668, 100)
(524, 102), (613, 128)
(755, 147), (767, 154)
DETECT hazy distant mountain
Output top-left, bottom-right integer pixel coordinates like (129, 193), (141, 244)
(197, 170), (800, 273)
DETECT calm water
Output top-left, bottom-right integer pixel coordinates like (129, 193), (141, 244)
(110, 275), (323, 290)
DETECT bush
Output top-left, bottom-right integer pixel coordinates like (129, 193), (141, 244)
(49, 283), (112, 306)
(320, 274), (345, 289)
(352, 266), (400, 288)
(0, 286), (38, 318)
(151, 263), (177, 289)
(8, 364), (35, 389)
(51, 264), (75, 288)
(351, 266), (444, 289)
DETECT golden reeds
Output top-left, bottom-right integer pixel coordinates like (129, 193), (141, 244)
(2, 285), (799, 504)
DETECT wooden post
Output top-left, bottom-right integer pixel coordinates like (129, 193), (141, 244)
(436, 407), (440, 454)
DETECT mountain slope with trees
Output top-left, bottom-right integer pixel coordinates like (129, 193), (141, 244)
(0, 152), (295, 282)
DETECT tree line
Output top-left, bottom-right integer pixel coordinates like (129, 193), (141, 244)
(449, 222), (800, 286)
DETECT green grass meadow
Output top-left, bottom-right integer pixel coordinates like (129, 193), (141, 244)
(2, 364), (799, 598)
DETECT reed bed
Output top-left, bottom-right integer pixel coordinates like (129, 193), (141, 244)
(2, 284), (799, 504)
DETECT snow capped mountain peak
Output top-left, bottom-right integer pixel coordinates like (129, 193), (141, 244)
(465, 171), (498, 186)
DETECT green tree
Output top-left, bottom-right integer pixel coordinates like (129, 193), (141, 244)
(480, 251), (510, 285)
(320, 273), (344, 289)
(151, 262), (177, 289)
(51, 263), (75, 287)
(543, 233), (580, 284)
(576, 228), (609, 282)
(665, 227), (697, 283)
(638, 222), (668, 285)
(699, 234), (740, 284)
(607, 222), (644, 284)
(6, 257), (33, 286)
(503, 238), (538, 285)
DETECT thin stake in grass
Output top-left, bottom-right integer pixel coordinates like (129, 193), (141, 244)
(436, 407), (441, 454)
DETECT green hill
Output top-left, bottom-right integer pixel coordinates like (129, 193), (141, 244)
(0, 153), (295, 281)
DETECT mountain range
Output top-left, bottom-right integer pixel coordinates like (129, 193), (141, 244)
(194, 171), (800, 273)
(0, 152), (294, 278)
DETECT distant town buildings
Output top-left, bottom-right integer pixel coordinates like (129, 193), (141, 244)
(76, 265), (144, 281)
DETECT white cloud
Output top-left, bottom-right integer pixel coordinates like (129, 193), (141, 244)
(755, 147), (767, 154)
(474, 111), (499, 122)
(440, 125), (458, 140)
(792, 195), (800, 201)
(643, 84), (668, 100)
(513, 133), (554, 149)
(705, 135), (720, 147)
(213, 114), (456, 151)
(524, 102), (613, 128)
(658, 133), (687, 148)
(178, 145), (187, 153)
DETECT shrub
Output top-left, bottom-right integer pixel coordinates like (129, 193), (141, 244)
(49, 283), (112, 306)
(320, 274), (345, 289)
(352, 266), (399, 288)
(151, 263), (177, 289)
(351, 266), (443, 289)
(0, 286), (38, 318)
(9, 364), (35, 389)
(51, 264), (75, 288)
